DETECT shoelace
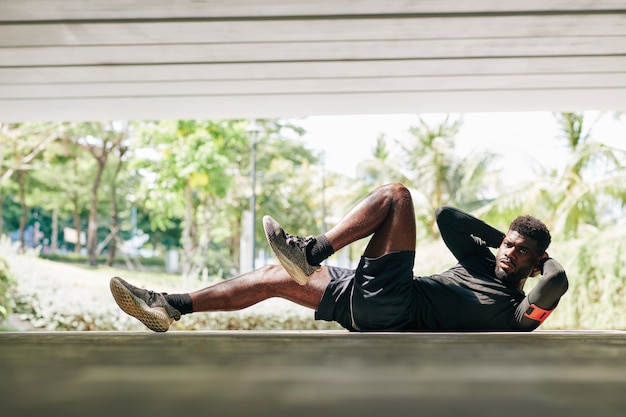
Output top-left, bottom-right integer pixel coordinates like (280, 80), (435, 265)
(143, 289), (181, 319)
(144, 289), (166, 307)
(284, 231), (315, 251)
(140, 288), (162, 305)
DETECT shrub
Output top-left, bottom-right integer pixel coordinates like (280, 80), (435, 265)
(543, 229), (626, 330)
(40, 252), (166, 268)
(6, 247), (342, 331)
(0, 256), (16, 324)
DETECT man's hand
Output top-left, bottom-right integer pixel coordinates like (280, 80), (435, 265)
(530, 252), (550, 277)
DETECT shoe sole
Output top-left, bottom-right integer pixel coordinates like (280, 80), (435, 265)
(263, 215), (312, 286)
(109, 277), (172, 332)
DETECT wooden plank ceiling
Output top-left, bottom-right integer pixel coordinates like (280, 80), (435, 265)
(1, 0), (625, 122)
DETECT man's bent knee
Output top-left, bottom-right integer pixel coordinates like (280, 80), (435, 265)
(388, 183), (412, 202)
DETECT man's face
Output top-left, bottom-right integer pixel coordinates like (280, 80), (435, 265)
(494, 230), (542, 285)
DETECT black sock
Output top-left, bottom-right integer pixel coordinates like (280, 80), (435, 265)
(164, 293), (193, 315)
(306, 234), (335, 265)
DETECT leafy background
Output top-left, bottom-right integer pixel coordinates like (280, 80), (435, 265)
(1, 112), (625, 331)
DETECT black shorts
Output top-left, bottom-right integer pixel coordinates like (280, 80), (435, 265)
(315, 251), (418, 331)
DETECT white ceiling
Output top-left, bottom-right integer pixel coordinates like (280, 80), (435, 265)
(1, 0), (626, 122)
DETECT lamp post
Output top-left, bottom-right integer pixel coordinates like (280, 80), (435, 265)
(246, 119), (261, 269)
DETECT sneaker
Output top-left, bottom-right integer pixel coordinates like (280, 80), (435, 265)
(263, 215), (319, 285)
(109, 276), (181, 332)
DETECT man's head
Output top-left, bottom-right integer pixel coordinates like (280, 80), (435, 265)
(509, 215), (551, 254)
(495, 215), (551, 285)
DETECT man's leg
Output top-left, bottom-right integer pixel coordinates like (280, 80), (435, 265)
(189, 265), (330, 311)
(110, 265), (330, 332)
(327, 183), (418, 330)
(264, 183), (416, 284)
(325, 182), (416, 257)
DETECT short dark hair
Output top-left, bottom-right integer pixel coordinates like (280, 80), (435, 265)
(509, 215), (551, 254)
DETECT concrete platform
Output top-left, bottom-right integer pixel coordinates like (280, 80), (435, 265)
(1, 330), (625, 417)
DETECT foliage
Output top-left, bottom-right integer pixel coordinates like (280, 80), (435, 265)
(134, 120), (241, 228)
(475, 112), (626, 235)
(1, 195), (21, 233)
(0, 255), (15, 324)
(356, 115), (495, 237)
(39, 252), (166, 267)
(65, 121), (132, 266)
(0, 122), (63, 249)
(134, 119), (249, 279)
(4, 245), (341, 331)
(32, 137), (94, 253)
(540, 225), (626, 329)
(2, 118), (328, 277)
(1, 112), (626, 331)
(175, 307), (342, 331)
(132, 119), (322, 279)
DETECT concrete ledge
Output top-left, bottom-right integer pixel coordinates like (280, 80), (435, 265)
(1, 330), (625, 417)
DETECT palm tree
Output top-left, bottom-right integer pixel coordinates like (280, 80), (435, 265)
(476, 112), (626, 237)
(355, 115), (494, 237)
(401, 116), (495, 236)
(550, 112), (626, 236)
(356, 133), (407, 187)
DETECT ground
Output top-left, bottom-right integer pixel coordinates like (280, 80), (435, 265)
(1, 330), (625, 417)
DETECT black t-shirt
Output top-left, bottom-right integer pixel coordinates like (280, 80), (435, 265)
(412, 206), (569, 331)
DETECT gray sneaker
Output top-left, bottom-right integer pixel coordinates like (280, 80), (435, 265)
(109, 276), (181, 332)
(263, 215), (319, 285)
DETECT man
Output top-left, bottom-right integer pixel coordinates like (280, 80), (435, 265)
(110, 183), (568, 332)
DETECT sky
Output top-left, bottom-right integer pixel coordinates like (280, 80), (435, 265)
(296, 111), (626, 185)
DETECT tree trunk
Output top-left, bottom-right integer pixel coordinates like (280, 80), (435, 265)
(107, 148), (125, 267)
(70, 156), (82, 254)
(50, 207), (59, 253)
(72, 195), (82, 254)
(198, 197), (212, 281)
(0, 195), (4, 235)
(107, 186), (119, 267)
(18, 170), (26, 252)
(181, 185), (194, 279)
(87, 163), (105, 266)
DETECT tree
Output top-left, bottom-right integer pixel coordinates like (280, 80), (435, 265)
(253, 120), (321, 236)
(135, 119), (248, 279)
(0, 123), (60, 250)
(475, 112), (626, 236)
(356, 133), (407, 187)
(550, 112), (626, 236)
(375, 115), (494, 237)
(134, 118), (322, 279)
(48, 137), (93, 253)
(106, 142), (131, 266)
(67, 121), (129, 266)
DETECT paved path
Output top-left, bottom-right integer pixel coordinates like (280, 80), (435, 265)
(1, 330), (625, 417)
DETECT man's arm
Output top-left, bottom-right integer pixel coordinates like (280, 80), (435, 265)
(435, 206), (505, 261)
(514, 257), (569, 330)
